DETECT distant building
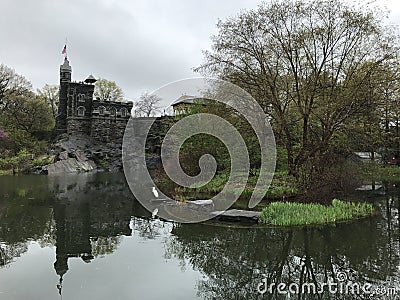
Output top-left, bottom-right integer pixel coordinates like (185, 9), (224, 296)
(171, 94), (205, 115)
(352, 152), (382, 163)
(55, 57), (133, 143)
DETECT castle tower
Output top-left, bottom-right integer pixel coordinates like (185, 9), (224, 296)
(56, 57), (72, 135)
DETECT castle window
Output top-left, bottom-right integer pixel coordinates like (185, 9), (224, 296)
(99, 106), (106, 115)
(110, 107), (116, 116)
(77, 106), (86, 117)
(77, 94), (85, 102)
(121, 108), (127, 117)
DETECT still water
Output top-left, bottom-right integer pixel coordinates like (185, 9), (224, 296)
(0, 172), (399, 300)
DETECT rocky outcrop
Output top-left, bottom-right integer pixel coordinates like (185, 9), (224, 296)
(40, 134), (125, 175)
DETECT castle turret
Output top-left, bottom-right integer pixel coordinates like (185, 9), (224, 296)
(60, 57), (71, 82)
(56, 57), (72, 135)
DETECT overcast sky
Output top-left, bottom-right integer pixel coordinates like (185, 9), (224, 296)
(1, 0), (400, 104)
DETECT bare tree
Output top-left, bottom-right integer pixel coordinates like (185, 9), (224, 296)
(134, 92), (162, 117)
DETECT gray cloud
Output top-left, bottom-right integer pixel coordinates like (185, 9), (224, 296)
(1, 0), (399, 103)
(0, 0), (259, 101)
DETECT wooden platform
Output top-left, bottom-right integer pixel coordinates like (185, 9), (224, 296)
(211, 209), (261, 223)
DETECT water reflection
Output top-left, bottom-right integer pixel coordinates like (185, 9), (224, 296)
(0, 174), (398, 300)
(166, 181), (400, 299)
(0, 175), (54, 268)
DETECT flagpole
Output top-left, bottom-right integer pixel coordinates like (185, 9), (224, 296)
(65, 37), (68, 59)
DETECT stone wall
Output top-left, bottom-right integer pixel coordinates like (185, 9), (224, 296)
(90, 116), (130, 144)
(90, 100), (133, 144)
(67, 117), (91, 136)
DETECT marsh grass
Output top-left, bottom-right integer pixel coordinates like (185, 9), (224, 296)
(259, 199), (375, 226)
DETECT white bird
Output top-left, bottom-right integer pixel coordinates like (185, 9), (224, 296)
(152, 208), (159, 218)
(152, 186), (159, 198)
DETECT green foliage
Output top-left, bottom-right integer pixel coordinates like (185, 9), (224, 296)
(360, 164), (400, 181)
(180, 134), (230, 176)
(192, 172), (230, 193)
(94, 78), (124, 102)
(37, 84), (59, 121)
(265, 185), (298, 199)
(1, 94), (54, 134)
(0, 149), (31, 173)
(0, 143), (52, 173)
(32, 155), (54, 167)
(3, 128), (48, 155)
(162, 168), (299, 203)
(174, 100), (262, 177)
(0, 64), (56, 173)
(174, 194), (189, 202)
(259, 199), (375, 226)
(275, 146), (288, 172)
(99, 153), (110, 168)
(91, 236), (122, 257)
(0, 64), (32, 107)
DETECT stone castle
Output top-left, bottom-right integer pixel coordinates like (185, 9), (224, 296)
(55, 57), (133, 143)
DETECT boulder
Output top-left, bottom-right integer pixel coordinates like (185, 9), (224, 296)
(40, 134), (126, 174)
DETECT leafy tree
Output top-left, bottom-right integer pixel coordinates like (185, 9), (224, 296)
(2, 94), (54, 135)
(343, 61), (400, 162)
(37, 84), (59, 120)
(196, 0), (398, 178)
(94, 78), (124, 102)
(0, 64), (32, 113)
(377, 62), (400, 163)
(134, 92), (162, 117)
(0, 64), (53, 172)
(0, 128), (7, 141)
(0, 128), (10, 156)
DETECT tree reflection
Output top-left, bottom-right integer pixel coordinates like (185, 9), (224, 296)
(0, 242), (28, 268)
(0, 175), (54, 268)
(166, 183), (400, 300)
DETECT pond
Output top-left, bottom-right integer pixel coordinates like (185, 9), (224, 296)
(0, 173), (399, 299)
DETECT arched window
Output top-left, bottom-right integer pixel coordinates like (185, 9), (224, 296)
(77, 106), (86, 117)
(120, 108), (127, 117)
(98, 106), (106, 115)
(110, 107), (116, 116)
(77, 94), (85, 102)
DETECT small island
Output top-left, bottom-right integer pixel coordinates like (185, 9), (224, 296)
(259, 200), (375, 226)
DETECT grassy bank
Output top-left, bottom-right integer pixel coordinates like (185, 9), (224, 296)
(154, 170), (299, 203)
(259, 199), (375, 226)
(0, 150), (53, 175)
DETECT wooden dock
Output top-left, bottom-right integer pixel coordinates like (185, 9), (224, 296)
(211, 209), (261, 223)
